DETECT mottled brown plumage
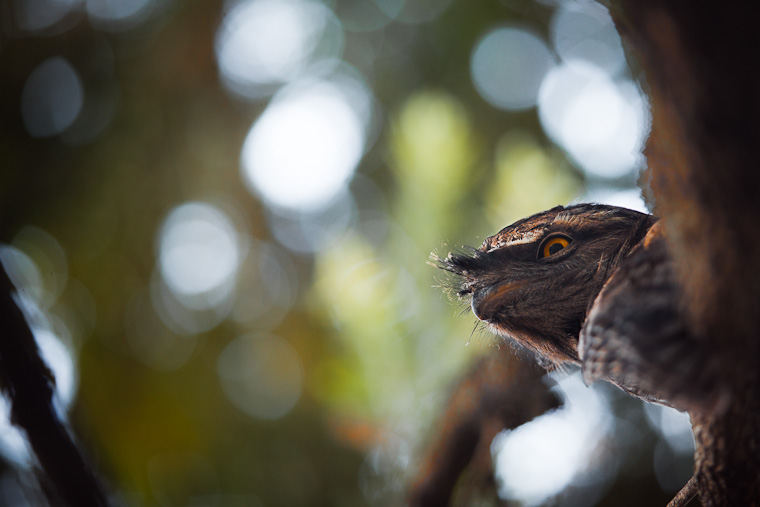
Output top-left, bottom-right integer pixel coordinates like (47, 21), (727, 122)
(436, 203), (721, 411)
(434, 203), (720, 505)
(439, 205), (650, 363)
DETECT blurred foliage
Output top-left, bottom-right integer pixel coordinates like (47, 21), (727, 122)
(0, 0), (680, 506)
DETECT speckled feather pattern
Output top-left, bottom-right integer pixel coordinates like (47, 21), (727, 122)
(437, 204), (722, 415)
(437, 204), (656, 369)
(435, 203), (732, 506)
(580, 221), (721, 411)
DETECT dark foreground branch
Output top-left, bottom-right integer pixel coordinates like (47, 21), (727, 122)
(0, 263), (110, 506)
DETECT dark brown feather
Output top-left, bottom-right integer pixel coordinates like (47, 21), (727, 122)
(436, 203), (656, 368)
(580, 221), (723, 412)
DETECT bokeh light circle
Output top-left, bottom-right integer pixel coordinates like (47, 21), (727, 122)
(21, 57), (84, 138)
(217, 334), (303, 420)
(471, 27), (554, 111)
(644, 403), (694, 454)
(216, 0), (343, 98)
(493, 374), (613, 505)
(241, 78), (367, 211)
(538, 62), (649, 178)
(551, 2), (626, 76)
(13, 0), (80, 33)
(158, 202), (241, 303)
(580, 188), (648, 213)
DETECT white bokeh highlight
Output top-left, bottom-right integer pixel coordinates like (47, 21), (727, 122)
(492, 373), (613, 506)
(644, 403), (695, 454)
(36, 329), (77, 407)
(21, 57), (84, 138)
(551, 2), (626, 77)
(0, 397), (32, 468)
(12, 0), (81, 33)
(158, 202), (241, 308)
(471, 27), (554, 111)
(216, 0), (342, 98)
(241, 78), (368, 212)
(538, 62), (649, 179)
(580, 187), (649, 213)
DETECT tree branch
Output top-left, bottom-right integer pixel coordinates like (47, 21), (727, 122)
(0, 262), (110, 506)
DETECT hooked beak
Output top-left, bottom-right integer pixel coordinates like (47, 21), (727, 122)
(470, 280), (524, 321)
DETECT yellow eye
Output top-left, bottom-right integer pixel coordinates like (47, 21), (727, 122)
(540, 236), (570, 258)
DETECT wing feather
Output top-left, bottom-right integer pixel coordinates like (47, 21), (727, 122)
(580, 222), (722, 411)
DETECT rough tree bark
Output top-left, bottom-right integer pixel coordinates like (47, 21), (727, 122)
(611, 1), (760, 505)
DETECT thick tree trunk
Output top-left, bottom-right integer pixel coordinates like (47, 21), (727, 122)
(611, 2), (760, 504)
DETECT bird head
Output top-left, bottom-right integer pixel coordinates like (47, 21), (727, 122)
(434, 204), (655, 366)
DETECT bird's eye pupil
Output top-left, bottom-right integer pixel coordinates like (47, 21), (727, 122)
(540, 236), (571, 258)
(548, 242), (564, 255)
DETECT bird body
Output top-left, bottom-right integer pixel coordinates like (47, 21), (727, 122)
(432, 203), (760, 505)
(434, 203), (703, 504)
(436, 203), (716, 412)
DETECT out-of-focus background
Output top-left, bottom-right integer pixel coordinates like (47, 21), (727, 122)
(0, 0), (694, 505)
